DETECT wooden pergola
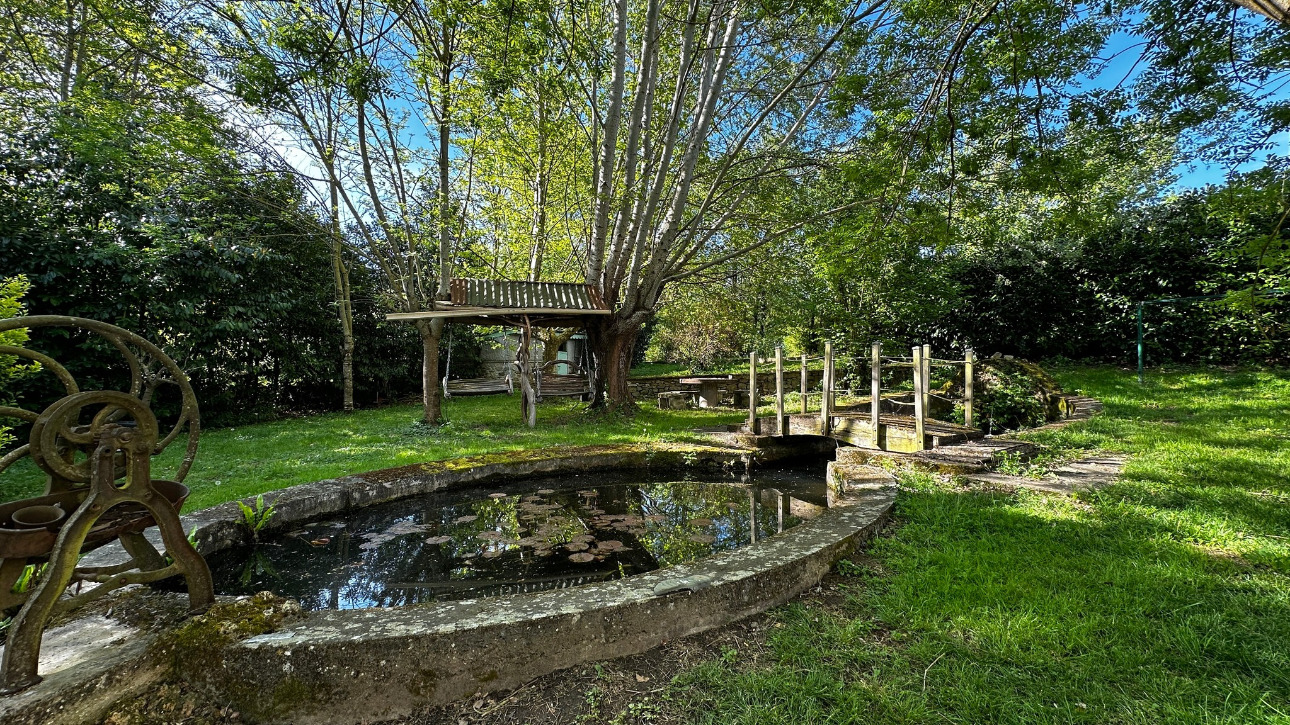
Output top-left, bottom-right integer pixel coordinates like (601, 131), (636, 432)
(386, 279), (612, 426)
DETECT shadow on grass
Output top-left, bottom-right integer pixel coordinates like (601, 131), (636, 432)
(668, 367), (1290, 725)
(672, 482), (1290, 724)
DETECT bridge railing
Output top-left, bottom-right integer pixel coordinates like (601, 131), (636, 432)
(746, 342), (977, 451)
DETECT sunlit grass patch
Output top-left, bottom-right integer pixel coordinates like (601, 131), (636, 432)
(670, 366), (1290, 724)
(0, 394), (746, 511)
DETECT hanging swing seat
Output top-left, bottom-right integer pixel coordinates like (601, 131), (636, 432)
(536, 361), (593, 402)
(442, 373), (514, 398)
(441, 329), (515, 398)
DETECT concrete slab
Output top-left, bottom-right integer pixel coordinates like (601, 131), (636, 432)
(0, 612), (165, 725)
(964, 455), (1127, 495)
(836, 438), (1038, 474)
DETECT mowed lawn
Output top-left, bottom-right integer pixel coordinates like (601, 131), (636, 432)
(3, 366), (1288, 724)
(0, 394), (745, 512)
(670, 366), (1290, 724)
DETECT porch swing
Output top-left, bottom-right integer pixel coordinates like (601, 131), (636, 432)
(387, 278), (613, 427)
(441, 330), (514, 398)
(534, 338), (594, 402)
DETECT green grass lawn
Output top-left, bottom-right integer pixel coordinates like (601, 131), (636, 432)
(0, 395), (745, 512)
(5, 365), (1288, 723)
(669, 366), (1290, 724)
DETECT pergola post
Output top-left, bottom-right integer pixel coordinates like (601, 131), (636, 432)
(921, 343), (931, 415)
(964, 348), (975, 429)
(748, 351), (759, 435)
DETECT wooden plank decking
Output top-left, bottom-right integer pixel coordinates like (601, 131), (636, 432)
(746, 412), (982, 452)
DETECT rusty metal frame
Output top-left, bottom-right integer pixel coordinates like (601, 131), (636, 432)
(0, 316), (213, 694)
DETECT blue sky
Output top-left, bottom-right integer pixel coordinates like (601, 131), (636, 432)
(1085, 24), (1290, 191)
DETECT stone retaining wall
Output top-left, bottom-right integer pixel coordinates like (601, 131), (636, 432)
(629, 369), (827, 402)
(11, 443), (894, 725)
(214, 461), (895, 723)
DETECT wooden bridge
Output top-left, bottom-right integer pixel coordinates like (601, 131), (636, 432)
(742, 343), (983, 453)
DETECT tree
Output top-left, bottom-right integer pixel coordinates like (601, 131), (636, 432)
(529, 0), (881, 407)
(209, 0), (493, 423)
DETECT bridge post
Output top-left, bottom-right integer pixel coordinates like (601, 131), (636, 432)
(775, 346), (786, 436)
(921, 343), (931, 415)
(964, 348), (975, 429)
(870, 341), (881, 437)
(912, 345), (926, 451)
(820, 342), (833, 436)
(748, 351), (760, 435)
(800, 353), (808, 415)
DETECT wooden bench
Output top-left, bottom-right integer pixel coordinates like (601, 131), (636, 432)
(443, 374), (514, 397)
(536, 364), (593, 402)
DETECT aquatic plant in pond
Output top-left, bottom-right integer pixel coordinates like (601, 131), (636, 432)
(206, 467), (828, 610)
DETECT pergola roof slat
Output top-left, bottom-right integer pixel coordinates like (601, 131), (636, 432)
(388, 279), (612, 326)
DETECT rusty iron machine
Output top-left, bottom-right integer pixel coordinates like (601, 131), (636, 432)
(0, 316), (213, 694)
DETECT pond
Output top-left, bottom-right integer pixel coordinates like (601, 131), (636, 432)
(206, 465), (829, 610)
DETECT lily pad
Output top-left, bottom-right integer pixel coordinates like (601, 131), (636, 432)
(424, 535), (453, 545)
(568, 552), (595, 563)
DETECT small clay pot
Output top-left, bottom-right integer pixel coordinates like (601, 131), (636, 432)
(11, 505), (65, 529)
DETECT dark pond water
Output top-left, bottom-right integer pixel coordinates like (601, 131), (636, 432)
(206, 466), (828, 610)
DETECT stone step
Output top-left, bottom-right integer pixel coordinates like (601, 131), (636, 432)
(836, 438), (1037, 474)
(963, 454), (1127, 495)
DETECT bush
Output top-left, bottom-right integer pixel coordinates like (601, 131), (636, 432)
(0, 276), (38, 450)
(972, 358), (1061, 433)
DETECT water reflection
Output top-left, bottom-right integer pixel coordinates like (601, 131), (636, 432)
(207, 467), (827, 610)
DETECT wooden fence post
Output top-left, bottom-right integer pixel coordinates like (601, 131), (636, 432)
(800, 353), (808, 415)
(748, 351), (759, 435)
(870, 341), (881, 433)
(964, 348), (975, 429)
(775, 346), (785, 436)
(912, 345), (925, 451)
(921, 343), (931, 415)
(820, 342), (833, 436)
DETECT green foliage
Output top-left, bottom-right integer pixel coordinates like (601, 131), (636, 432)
(969, 360), (1052, 433)
(947, 187), (1288, 363)
(237, 495), (277, 542)
(0, 1), (424, 425)
(0, 276), (38, 450)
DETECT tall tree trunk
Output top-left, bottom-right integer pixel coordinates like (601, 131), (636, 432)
(332, 240), (355, 412)
(429, 18), (454, 426)
(330, 181), (355, 412)
(541, 328), (575, 363)
(415, 318), (445, 424)
(588, 316), (644, 411)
